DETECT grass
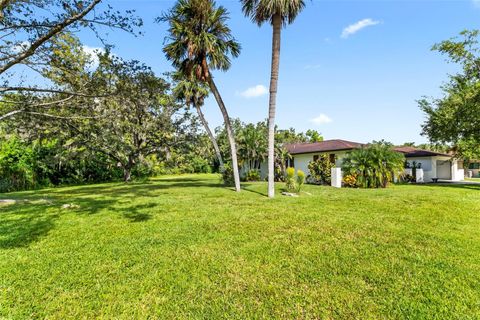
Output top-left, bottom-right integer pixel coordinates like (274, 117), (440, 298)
(1, 174), (480, 319)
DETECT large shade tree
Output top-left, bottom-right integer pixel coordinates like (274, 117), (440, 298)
(161, 0), (242, 192)
(241, 0), (306, 198)
(0, 0), (142, 121)
(420, 30), (480, 160)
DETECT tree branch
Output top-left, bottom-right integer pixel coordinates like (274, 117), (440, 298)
(0, 0), (102, 74)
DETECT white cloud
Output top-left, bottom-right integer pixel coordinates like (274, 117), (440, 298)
(341, 18), (380, 38)
(239, 84), (268, 98)
(310, 113), (333, 125)
(82, 45), (105, 67)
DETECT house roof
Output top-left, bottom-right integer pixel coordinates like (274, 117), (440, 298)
(393, 146), (451, 158)
(285, 139), (363, 155)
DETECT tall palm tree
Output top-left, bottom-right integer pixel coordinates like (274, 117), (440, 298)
(162, 0), (242, 192)
(241, 0), (306, 198)
(172, 73), (225, 172)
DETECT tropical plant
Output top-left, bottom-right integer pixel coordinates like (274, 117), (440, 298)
(274, 144), (291, 182)
(285, 167), (296, 192)
(172, 72), (224, 172)
(238, 122), (267, 171)
(308, 154), (334, 185)
(162, 0), (242, 192)
(296, 169), (305, 191)
(221, 162), (235, 186)
(241, 0), (307, 198)
(245, 169), (261, 182)
(342, 174), (358, 188)
(342, 142), (405, 188)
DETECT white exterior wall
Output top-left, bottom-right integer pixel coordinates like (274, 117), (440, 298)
(292, 151), (349, 178)
(239, 162), (268, 180)
(405, 157), (436, 182)
(406, 156), (464, 182)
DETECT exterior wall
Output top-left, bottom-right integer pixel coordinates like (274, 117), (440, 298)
(404, 156), (464, 182)
(292, 151), (349, 177)
(240, 161), (268, 180)
(405, 157), (436, 182)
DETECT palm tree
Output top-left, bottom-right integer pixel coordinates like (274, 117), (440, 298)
(241, 0), (306, 198)
(342, 142), (405, 188)
(172, 73), (225, 172)
(162, 0), (242, 192)
(238, 122), (267, 170)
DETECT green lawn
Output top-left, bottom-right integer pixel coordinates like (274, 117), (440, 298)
(1, 175), (480, 319)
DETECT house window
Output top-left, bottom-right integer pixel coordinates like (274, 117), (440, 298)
(329, 154), (335, 164)
(468, 163), (480, 169)
(313, 155), (319, 161)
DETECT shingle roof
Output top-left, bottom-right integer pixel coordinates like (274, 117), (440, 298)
(393, 146), (451, 158)
(285, 139), (363, 155)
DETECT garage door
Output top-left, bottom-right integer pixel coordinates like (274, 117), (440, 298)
(436, 160), (451, 180)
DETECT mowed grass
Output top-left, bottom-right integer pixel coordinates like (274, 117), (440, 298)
(1, 175), (480, 319)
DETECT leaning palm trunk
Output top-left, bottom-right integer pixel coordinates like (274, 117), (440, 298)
(193, 102), (225, 172)
(207, 75), (241, 192)
(267, 14), (282, 198)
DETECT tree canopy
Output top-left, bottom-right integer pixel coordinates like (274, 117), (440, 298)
(420, 30), (480, 159)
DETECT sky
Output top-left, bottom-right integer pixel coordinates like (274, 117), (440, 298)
(75, 0), (480, 144)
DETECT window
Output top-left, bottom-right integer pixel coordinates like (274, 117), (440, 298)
(329, 154), (335, 164)
(468, 163), (480, 169)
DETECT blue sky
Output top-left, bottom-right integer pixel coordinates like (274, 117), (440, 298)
(78, 0), (479, 144)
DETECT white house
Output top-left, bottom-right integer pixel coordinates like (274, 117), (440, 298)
(393, 146), (464, 182)
(284, 139), (363, 175)
(279, 139), (465, 183)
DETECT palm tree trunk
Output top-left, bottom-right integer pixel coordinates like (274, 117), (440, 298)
(207, 75), (241, 192)
(267, 14), (282, 198)
(194, 102), (225, 172)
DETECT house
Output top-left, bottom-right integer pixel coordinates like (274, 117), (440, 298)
(465, 160), (480, 178)
(393, 146), (464, 182)
(280, 139), (465, 183)
(284, 139), (363, 175)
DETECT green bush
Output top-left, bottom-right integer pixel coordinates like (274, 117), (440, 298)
(221, 162), (235, 186)
(342, 141), (405, 188)
(296, 170), (305, 191)
(245, 169), (261, 182)
(285, 167), (297, 192)
(308, 154), (334, 185)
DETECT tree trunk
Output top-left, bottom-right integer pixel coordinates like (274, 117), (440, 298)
(207, 75), (241, 192)
(194, 102), (225, 172)
(267, 14), (282, 198)
(123, 157), (134, 182)
(123, 167), (131, 182)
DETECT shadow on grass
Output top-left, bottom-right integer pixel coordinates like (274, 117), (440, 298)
(0, 203), (58, 249)
(0, 176), (240, 248)
(423, 183), (480, 191)
(50, 180), (225, 198)
(122, 203), (156, 222)
(242, 183), (268, 197)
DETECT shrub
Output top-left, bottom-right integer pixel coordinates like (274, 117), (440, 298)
(221, 162), (235, 186)
(245, 169), (261, 182)
(296, 170), (305, 191)
(342, 174), (358, 188)
(285, 167), (297, 192)
(342, 141), (405, 188)
(308, 154), (334, 185)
